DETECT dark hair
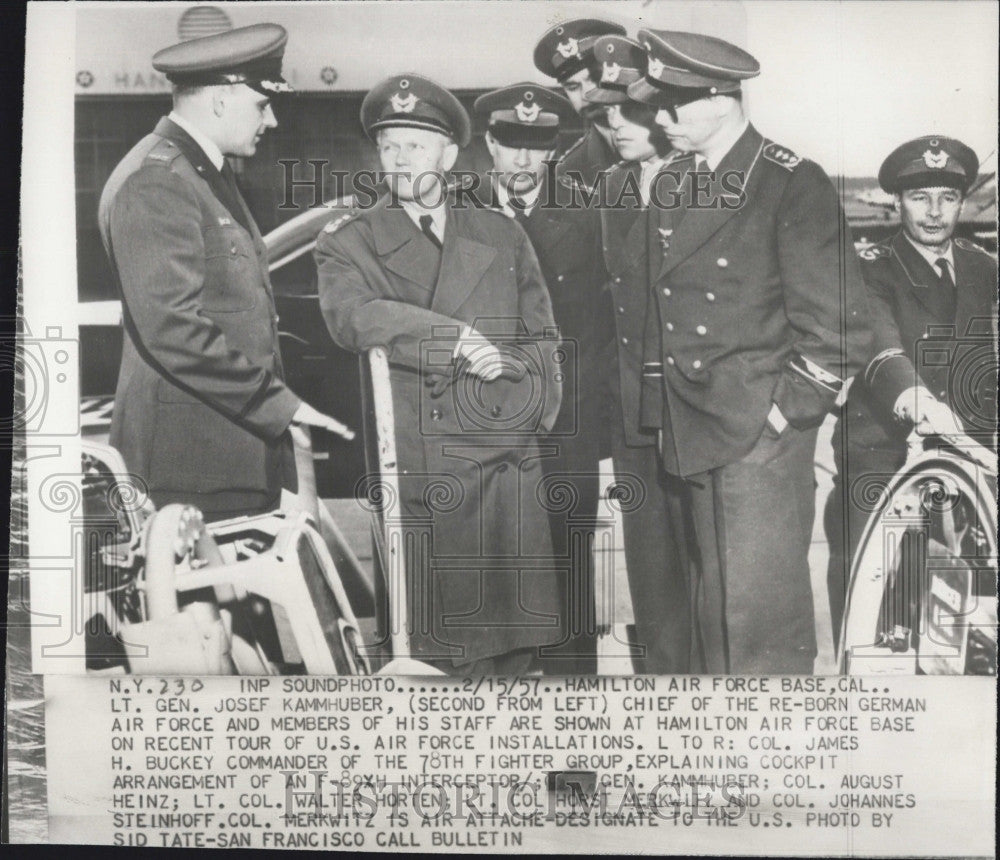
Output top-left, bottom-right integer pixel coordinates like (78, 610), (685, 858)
(620, 101), (671, 157)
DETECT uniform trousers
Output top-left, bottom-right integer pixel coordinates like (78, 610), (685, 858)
(673, 423), (819, 675)
(609, 400), (692, 673)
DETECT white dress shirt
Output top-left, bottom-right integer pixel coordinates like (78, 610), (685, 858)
(639, 156), (664, 207)
(495, 180), (543, 219)
(400, 199), (447, 244)
(904, 232), (955, 282)
(167, 110), (225, 171)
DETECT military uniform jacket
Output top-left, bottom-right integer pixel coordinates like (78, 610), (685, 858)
(642, 124), (872, 477)
(600, 160), (660, 447)
(478, 176), (611, 440)
(845, 231), (998, 453)
(555, 124), (618, 192)
(99, 117), (299, 505)
(314, 196), (564, 664)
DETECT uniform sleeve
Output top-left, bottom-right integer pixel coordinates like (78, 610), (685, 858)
(858, 260), (920, 408)
(315, 226), (464, 369)
(109, 168), (300, 441)
(771, 161), (873, 427)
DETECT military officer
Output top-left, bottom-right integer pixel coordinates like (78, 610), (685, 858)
(826, 136), (997, 638)
(533, 18), (626, 192)
(473, 83), (609, 673)
(314, 74), (565, 675)
(630, 30), (872, 674)
(584, 34), (691, 673)
(99, 24), (350, 522)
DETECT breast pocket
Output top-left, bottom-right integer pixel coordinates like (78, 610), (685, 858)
(202, 225), (259, 312)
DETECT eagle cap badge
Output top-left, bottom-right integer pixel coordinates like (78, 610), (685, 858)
(647, 57), (665, 79)
(556, 38), (580, 59)
(923, 149), (949, 169)
(514, 101), (541, 123)
(602, 62), (622, 83)
(390, 92), (417, 113)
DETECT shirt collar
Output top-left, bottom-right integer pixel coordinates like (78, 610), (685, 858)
(699, 118), (750, 172)
(904, 231), (954, 274)
(168, 110), (225, 172)
(495, 180), (543, 218)
(639, 156), (665, 207)
(400, 199), (447, 238)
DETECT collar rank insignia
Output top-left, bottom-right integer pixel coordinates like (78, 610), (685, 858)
(602, 62), (622, 83)
(390, 92), (417, 113)
(647, 57), (665, 79)
(515, 101), (541, 123)
(217, 216), (232, 226)
(556, 38), (580, 59)
(923, 149), (949, 169)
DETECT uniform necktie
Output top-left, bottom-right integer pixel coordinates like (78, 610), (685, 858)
(418, 214), (443, 250)
(936, 257), (957, 319)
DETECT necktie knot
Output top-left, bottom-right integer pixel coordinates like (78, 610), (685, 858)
(935, 257), (953, 285)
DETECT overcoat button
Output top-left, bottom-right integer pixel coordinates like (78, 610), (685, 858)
(666, 356), (675, 366)
(665, 322), (674, 331)
(662, 288), (671, 296)
(692, 359), (703, 369)
(696, 325), (707, 335)
(706, 292), (716, 301)
(621, 337), (629, 345)
(717, 257), (728, 267)
(617, 306), (625, 314)
(557, 274), (564, 282)
(614, 277), (622, 284)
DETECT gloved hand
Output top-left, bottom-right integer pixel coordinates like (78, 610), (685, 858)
(894, 386), (963, 436)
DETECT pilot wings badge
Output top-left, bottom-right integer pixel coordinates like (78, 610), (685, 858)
(647, 57), (665, 79)
(390, 92), (417, 113)
(602, 62), (622, 83)
(923, 149), (949, 169)
(556, 38), (580, 59)
(515, 101), (541, 123)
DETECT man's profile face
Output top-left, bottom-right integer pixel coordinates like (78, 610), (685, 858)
(605, 104), (657, 162)
(560, 68), (607, 126)
(219, 84), (277, 157)
(654, 97), (726, 154)
(485, 133), (553, 195)
(898, 186), (964, 249)
(377, 126), (458, 202)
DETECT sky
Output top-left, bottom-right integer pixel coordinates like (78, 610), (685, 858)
(73, 0), (1000, 177)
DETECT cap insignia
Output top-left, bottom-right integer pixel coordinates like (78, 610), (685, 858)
(515, 101), (541, 123)
(259, 80), (293, 94)
(556, 38), (580, 59)
(647, 57), (665, 79)
(390, 92), (417, 113)
(923, 149), (949, 169)
(602, 62), (622, 83)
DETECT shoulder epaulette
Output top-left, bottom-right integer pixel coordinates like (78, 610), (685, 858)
(558, 133), (588, 162)
(601, 159), (630, 178)
(558, 173), (595, 194)
(955, 237), (990, 255)
(762, 142), (803, 172)
(322, 207), (361, 235)
(143, 138), (183, 166)
(857, 243), (891, 262)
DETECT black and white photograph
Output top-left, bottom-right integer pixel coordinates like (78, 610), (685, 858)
(7, 0), (998, 851)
